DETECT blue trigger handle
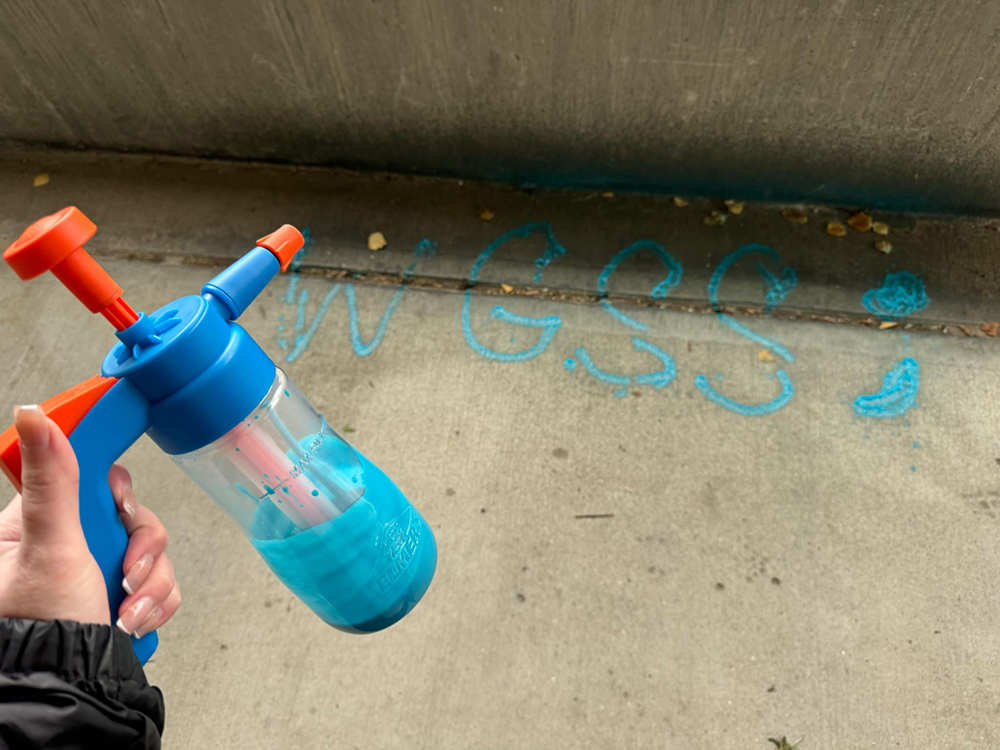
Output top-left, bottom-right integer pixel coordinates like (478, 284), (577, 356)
(67, 379), (158, 664)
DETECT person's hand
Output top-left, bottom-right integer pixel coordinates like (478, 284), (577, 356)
(0, 405), (180, 638)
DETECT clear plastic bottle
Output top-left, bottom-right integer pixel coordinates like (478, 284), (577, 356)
(171, 368), (437, 632)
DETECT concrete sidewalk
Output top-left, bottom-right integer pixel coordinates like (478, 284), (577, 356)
(0, 154), (999, 748)
(1, 256), (998, 749)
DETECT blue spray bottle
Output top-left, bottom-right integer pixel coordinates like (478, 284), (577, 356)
(0, 207), (437, 663)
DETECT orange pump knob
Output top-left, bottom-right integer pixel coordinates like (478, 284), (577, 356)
(3, 207), (138, 330)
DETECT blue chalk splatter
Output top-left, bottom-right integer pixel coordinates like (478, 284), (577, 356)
(694, 369), (795, 416)
(853, 357), (920, 418)
(462, 223), (565, 362)
(912, 441), (920, 448)
(862, 272), (929, 321)
(713, 372), (724, 381)
(614, 388), (629, 398)
(910, 465), (917, 472)
(564, 358), (577, 371)
(707, 244), (797, 363)
(311, 489), (319, 497)
(596, 240), (682, 332)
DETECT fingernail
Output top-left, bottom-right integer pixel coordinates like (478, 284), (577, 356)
(121, 490), (137, 519)
(118, 596), (154, 634)
(122, 554), (153, 595)
(14, 405), (48, 449)
(133, 607), (163, 639)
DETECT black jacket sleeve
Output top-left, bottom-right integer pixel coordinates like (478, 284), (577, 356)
(0, 618), (164, 749)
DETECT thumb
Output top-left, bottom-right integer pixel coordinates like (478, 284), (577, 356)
(15, 405), (84, 551)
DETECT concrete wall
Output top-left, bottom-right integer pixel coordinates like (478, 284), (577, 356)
(2, 0), (999, 214)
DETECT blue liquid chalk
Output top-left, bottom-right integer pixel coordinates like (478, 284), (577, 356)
(252, 452), (437, 633)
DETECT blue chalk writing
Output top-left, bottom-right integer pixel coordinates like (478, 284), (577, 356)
(346, 238), (436, 357)
(283, 228), (312, 305)
(575, 337), (677, 391)
(694, 369), (795, 416)
(346, 284), (405, 357)
(564, 358), (577, 371)
(614, 388), (629, 398)
(853, 357), (920, 418)
(285, 285), (343, 363)
(575, 347), (630, 386)
(696, 245), (797, 415)
(862, 272), (929, 321)
(707, 244), (797, 363)
(596, 240), (682, 333)
(295, 287), (309, 332)
(462, 223), (566, 362)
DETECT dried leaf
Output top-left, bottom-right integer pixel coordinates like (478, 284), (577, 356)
(847, 211), (873, 232)
(342, 424), (356, 433)
(32, 173), (49, 188)
(981, 322), (998, 337)
(367, 231), (387, 251)
(875, 240), (892, 254)
(872, 221), (890, 236)
(758, 349), (775, 363)
(703, 210), (727, 226)
(478, 208), (495, 221)
(500, 283), (514, 293)
(724, 199), (745, 215)
(825, 222), (847, 237)
(781, 208), (809, 224)
(879, 321), (899, 330)
(672, 196), (690, 207)
(958, 325), (975, 337)
(601, 191), (614, 198)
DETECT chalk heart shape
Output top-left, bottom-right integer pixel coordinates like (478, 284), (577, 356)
(862, 271), (929, 321)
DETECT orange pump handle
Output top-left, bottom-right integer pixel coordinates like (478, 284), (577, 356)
(3, 207), (139, 330)
(0, 376), (118, 492)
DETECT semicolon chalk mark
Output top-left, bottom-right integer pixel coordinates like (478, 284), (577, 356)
(462, 222), (566, 362)
(694, 369), (795, 416)
(853, 357), (920, 418)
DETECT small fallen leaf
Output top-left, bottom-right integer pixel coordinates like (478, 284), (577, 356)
(342, 424), (356, 433)
(703, 210), (727, 226)
(875, 240), (892, 254)
(367, 231), (387, 251)
(981, 322), (998, 337)
(32, 173), (49, 188)
(847, 211), (873, 232)
(601, 191), (614, 198)
(478, 208), (495, 221)
(768, 737), (803, 750)
(672, 196), (690, 207)
(958, 325), (975, 337)
(724, 199), (745, 215)
(781, 208), (809, 224)
(825, 222), (847, 237)
(879, 321), (899, 330)
(758, 349), (775, 363)
(872, 221), (890, 236)
(500, 283), (514, 293)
